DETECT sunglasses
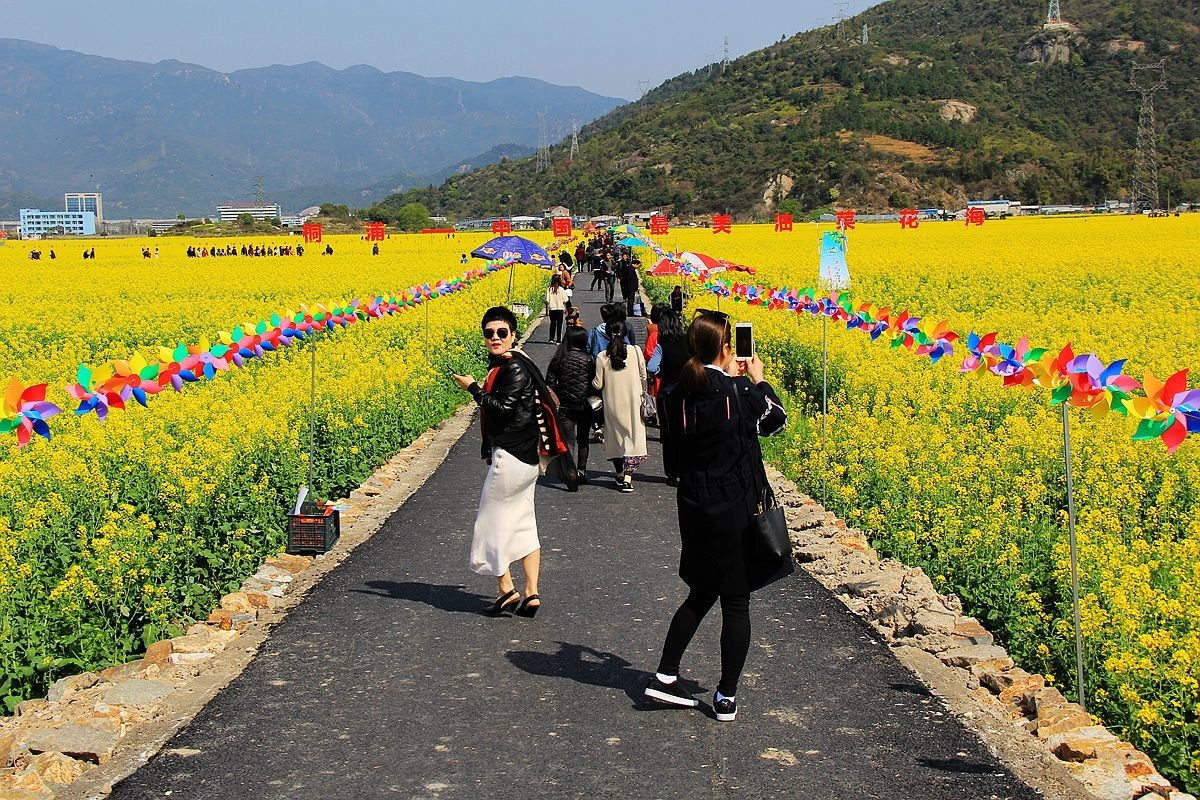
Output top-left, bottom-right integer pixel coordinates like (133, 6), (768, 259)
(483, 327), (511, 340)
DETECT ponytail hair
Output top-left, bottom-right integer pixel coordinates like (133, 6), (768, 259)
(680, 313), (731, 393)
(606, 321), (628, 371)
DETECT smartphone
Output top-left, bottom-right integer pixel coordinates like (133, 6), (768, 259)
(734, 322), (754, 361)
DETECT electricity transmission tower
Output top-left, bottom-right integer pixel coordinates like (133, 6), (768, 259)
(569, 120), (579, 162)
(1129, 60), (1167, 212)
(637, 79), (650, 98)
(253, 175), (265, 204)
(833, 3), (849, 41)
(862, 23), (869, 45)
(1047, 0), (1062, 25)
(722, 36), (729, 73)
(535, 109), (550, 172)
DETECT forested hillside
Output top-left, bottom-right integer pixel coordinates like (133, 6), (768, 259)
(373, 0), (1198, 219)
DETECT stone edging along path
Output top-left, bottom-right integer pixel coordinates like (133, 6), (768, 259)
(0, 317), (1191, 800)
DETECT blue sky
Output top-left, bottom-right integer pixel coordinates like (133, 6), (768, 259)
(0, 0), (880, 99)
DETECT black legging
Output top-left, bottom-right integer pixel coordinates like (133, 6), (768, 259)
(548, 310), (565, 341)
(657, 590), (750, 697)
(557, 406), (592, 475)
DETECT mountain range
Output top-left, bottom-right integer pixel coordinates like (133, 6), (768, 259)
(373, 0), (1198, 219)
(0, 38), (622, 218)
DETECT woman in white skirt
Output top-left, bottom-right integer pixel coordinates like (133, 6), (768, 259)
(453, 307), (544, 617)
(592, 320), (648, 493)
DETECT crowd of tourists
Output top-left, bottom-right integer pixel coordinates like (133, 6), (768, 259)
(451, 261), (792, 723)
(185, 243), (306, 258)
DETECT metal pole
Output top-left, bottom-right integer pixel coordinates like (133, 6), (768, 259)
(507, 261), (515, 306)
(821, 313), (829, 508)
(307, 337), (317, 496)
(1063, 403), (1086, 710)
(424, 293), (430, 360)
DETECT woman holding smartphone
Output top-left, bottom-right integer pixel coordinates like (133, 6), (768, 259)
(644, 311), (787, 721)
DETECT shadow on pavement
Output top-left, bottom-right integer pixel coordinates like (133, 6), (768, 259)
(916, 757), (1002, 775)
(506, 641), (708, 710)
(352, 580), (489, 614)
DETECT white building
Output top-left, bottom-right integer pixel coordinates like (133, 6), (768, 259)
(19, 209), (96, 238)
(215, 202), (282, 223)
(65, 193), (103, 224)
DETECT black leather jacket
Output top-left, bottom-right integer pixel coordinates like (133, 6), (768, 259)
(469, 353), (539, 465)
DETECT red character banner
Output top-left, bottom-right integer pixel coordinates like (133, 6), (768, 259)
(836, 210), (857, 231)
(899, 209), (920, 229)
(649, 215), (669, 235)
(774, 213), (793, 232)
(965, 207), (986, 227)
(492, 219), (512, 235)
(712, 214), (732, 234)
(552, 217), (572, 238)
(365, 222), (385, 241)
(302, 223), (322, 243)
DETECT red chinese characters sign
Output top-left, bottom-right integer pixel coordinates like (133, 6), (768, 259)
(302, 223), (322, 243)
(552, 217), (572, 238)
(899, 209), (920, 229)
(712, 214), (732, 234)
(965, 207), (986, 227)
(365, 222), (385, 241)
(649, 215), (669, 235)
(492, 219), (512, 235)
(774, 213), (793, 232)
(835, 210), (857, 231)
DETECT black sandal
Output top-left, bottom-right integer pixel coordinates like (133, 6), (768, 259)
(485, 588), (521, 617)
(516, 594), (541, 618)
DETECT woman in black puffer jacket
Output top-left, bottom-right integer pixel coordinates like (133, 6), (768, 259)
(545, 326), (595, 491)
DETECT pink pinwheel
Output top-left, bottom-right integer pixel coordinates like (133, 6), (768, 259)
(1061, 352), (1140, 417)
(1, 379), (62, 447)
(960, 332), (998, 374)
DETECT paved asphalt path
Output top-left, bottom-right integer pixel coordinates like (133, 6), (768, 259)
(112, 281), (1040, 800)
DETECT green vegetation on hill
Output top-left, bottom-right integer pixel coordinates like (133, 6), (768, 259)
(373, 0), (1198, 218)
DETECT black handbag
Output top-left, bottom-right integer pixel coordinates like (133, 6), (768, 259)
(732, 382), (795, 589)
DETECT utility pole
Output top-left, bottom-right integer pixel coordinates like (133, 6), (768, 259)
(1130, 60), (1167, 213)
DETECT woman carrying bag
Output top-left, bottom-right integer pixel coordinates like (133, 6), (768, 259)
(452, 306), (549, 618)
(591, 320), (648, 493)
(644, 310), (789, 721)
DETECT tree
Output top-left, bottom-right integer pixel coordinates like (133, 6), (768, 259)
(237, 212), (255, 230)
(777, 197), (804, 217)
(319, 203), (351, 219)
(395, 202), (431, 232)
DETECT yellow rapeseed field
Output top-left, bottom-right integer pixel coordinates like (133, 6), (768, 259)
(0, 232), (551, 705)
(643, 215), (1200, 788)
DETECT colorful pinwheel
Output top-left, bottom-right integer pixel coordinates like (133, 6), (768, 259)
(1, 379), (62, 447)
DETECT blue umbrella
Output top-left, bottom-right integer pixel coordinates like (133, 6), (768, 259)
(470, 235), (554, 268)
(617, 236), (646, 247)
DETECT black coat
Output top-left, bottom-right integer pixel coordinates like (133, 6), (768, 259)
(661, 369), (787, 594)
(469, 353), (539, 465)
(545, 349), (595, 411)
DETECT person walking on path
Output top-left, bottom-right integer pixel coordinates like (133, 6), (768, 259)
(592, 321), (648, 493)
(545, 327), (596, 489)
(452, 307), (544, 617)
(545, 274), (568, 343)
(644, 310), (787, 721)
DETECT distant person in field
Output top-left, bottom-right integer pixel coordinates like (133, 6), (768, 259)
(324, 244), (334, 255)
(372, 242), (380, 256)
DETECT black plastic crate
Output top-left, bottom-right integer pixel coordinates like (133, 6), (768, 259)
(286, 502), (340, 554)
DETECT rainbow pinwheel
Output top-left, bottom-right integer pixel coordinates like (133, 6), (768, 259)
(1126, 370), (1200, 453)
(109, 353), (163, 406)
(67, 363), (128, 420)
(1, 379), (62, 447)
